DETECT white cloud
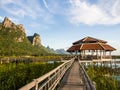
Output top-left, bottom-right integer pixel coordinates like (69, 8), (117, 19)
(0, 0), (44, 19)
(1, 0), (120, 25)
(68, 0), (120, 25)
(0, 0), (55, 24)
(42, 0), (69, 15)
(42, 0), (58, 14)
(43, 0), (51, 13)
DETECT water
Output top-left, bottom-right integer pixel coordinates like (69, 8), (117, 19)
(112, 59), (120, 81)
(91, 59), (120, 68)
(112, 75), (120, 81)
(47, 60), (61, 64)
(85, 59), (120, 81)
(112, 59), (120, 68)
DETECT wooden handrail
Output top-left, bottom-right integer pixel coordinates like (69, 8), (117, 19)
(19, 59), (74, 90)
(79, 61), (96, 90)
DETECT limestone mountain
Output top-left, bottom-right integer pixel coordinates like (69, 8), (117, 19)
(0, 17), (51, 56)
(2, 17), (25, 42)
(2, 17), (25, 34)
(27, 33), (41, 46)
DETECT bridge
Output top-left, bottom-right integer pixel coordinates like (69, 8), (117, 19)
(19, 58), (96, 90)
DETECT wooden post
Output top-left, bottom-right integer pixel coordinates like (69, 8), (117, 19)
(0, 59), (2, 64)
(103, 50), (105, 58)
(84, 50), (85, 59)
(48, 76), (50, 88)
(7, 57), (10, 63)
(100, 50), (102, 60)
(109, 51), (112, 59)
(96, 50), (98, 59)
(76, 50), (78, 55)
(34, 79), (38, 90)
(105, 51), (106, 58)
(91, 50), (93, 60)
(81, 50), (83, 59)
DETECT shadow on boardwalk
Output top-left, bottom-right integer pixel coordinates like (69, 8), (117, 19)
(57, 61), (84, 90)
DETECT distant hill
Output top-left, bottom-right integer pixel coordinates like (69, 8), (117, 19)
(46, 46), (56, 53)
(46, 46), (69, 54)
(0, 17), (53, 56)
(55, 49), (69, 54)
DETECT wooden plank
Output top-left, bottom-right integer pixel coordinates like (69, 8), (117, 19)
(57, 61), (84, 90)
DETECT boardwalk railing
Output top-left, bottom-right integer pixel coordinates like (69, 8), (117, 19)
(19, 59), (74, 90)
(79, 61), (96, 90)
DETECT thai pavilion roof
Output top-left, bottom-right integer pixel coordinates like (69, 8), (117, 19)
(73, 36), (107, 45)
(67, 37), (116, 52)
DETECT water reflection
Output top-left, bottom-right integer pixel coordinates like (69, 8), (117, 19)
(47, 60), (61, 64)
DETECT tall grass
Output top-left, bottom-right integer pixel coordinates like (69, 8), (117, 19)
(0, 61), (62, 90)
(86, 65), (119, 90)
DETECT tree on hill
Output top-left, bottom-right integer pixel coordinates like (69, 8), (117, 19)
(0, 17), (53, 56)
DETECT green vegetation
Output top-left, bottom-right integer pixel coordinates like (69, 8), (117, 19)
(86, 65), (119, 90)
(0, 61), (62, 90)
(0, 24), (52, 56)
(112, 55), (120, 59)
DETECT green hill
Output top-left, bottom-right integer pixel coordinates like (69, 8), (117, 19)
(0, 17), (52, 56)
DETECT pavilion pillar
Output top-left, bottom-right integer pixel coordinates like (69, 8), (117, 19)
(81, 50), (83, 59)
(103, 50), (105, 59)
(104, 50), (106, 58)
(79, 54), (81, 60)
(84, 50), (85, 59)
(100, 50), (102, 60)
(81, 50), (85, 59)
(96, 50), (98, 59)
(109, 51), (112, 59)
(91, 50), (94, 60)
(76, 50), (78, 55)
(75, 50), (78, 60)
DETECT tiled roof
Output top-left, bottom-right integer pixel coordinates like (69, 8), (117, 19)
(73, 36), (107, 45)
(67, 43), (116, 52)
(67, 44), (82, 52)
(81, 43), (103, 50)
(68, 37), (116, 52)
(101, 44), (116, 51)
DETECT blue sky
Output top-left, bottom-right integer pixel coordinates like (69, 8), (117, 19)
(0, 0), (120, 55)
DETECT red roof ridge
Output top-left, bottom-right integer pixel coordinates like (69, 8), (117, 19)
(73, 36), (107, 45)
(98, 43), (106, 50)
(80, 44), (83, 50)
(83, 37), (88, 41)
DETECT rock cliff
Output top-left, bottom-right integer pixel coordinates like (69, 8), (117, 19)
(1, 17), (25, 42)
(0, 17), (50, 56)
(27, 33), (41, 46)
(2, 17), (25, 34)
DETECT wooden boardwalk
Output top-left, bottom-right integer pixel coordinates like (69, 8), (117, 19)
(57, 61), (84, 90)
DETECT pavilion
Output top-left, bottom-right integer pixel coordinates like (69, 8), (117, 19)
(67, 36), (116, 60)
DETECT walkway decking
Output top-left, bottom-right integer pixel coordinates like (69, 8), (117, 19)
(57, 61), (84, 90)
